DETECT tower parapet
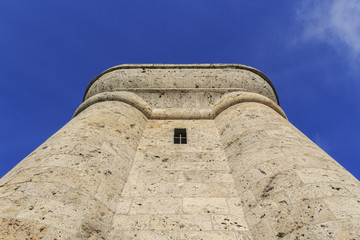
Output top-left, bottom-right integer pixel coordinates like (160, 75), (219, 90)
(84, 64), (279, 103)
(75, 64), (284, 120)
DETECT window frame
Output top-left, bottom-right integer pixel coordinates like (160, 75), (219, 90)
(174, 128), (187, 144)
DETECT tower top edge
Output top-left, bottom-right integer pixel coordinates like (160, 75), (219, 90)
(83, 64), (280, 105)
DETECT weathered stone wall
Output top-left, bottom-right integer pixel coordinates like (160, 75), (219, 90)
(1, 64), (359, 239)
(0, 101), (147, 239)
(215, 102), (360, 239)
(108, 119), (250, 239)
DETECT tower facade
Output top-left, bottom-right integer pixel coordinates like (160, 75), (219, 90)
(0, 64), (359, 239)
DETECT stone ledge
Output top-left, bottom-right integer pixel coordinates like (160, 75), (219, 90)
(213, 92), (286, 119)
(73, 91), (286, 120)
(73, 92), (152, 119)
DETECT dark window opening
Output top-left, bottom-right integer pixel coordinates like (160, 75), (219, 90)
(174, 128), (187, 144)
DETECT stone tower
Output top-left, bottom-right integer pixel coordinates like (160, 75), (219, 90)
(0, 64), (359, 239)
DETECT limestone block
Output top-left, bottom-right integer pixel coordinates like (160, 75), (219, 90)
(81, 150), (115, 178)
(105, 159), (131, 190)
(17, 197), (84, 234)
(296, 168), (359, 186)
(4, 166), (100, 195)
(150, 215), (212, 231)
(183, 170), (233, 183)
(112, 214), (150, 230)
(138, 145), (202, 154)
(0, 195), (29, 218)
(226, 160), (248, 183)
(44, 227), (79, 240)
(235, 231), (253, 240)
(202, 146), (225, 152)
(280, 145), (331, 160)
(343, 183), (360, 197)
(129, 197), (182, 215)
(312, 219), (360, 239)
(14, 182), (69, 201)
(139, 170), (185, 183)
(227, 197), (246, 215)
(179, 231), (238, 240)
(212, 214), (249, 231)
(172, 161), (229, 171)
(182, 182), (238, 197)
(111, 143), (136, 163)
(250, 220), (276, 240)
(286, 182), (352, 203)
(281, 226), (316, 240)
(26, 140), (75, 160)
(233, 163), (274, 193)
(115, 197), (132, 214)
(223, 130), (268, 152)
(3, 167), (52, 185)
(245, 204), (270, 228)
(0, 218), (49, 240)
(199, 92), (225, 108)
(236, 189), (257, 213)
(0, 183), (23, 198)
(79, 216), (109, 240)
(143, 182), (184, 197)
(0, 143), (73, 186)
(251, 171), (302, 200)
(269, 199), (335, 238)
(63, 190), (114, 226)
(168, 91), (199, 108)
(40, 154), (88, 171)
(267, 156), (327, 173)
(202, 151), (227, 161)
(183, 197), (229, 214)
(135, 159), (177, 172)
(323, 197), (360, 219)
(141, 126), (173, 139)
(109, 230), (180, 240)
(95, 180), (124, 212)
(241, 146), (285, 169)
(121, 181), (145, 197)
(141, 182), (237, 197)
(245, 192), (291, 228)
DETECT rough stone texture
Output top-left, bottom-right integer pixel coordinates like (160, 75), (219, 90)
(0, 218), (49, 240)
(1, 64), (359, 239)
(0, 100), (147, 239)
(84, 64), (278, 104)
(215, 101), (360, 239)
(109, 119), (249, 238)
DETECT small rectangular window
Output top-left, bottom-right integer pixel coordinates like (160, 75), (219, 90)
(174, 128), (187, 144)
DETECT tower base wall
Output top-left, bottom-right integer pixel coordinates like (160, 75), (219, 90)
(1, 64), (360, 239)
(0, 101), (147, 239)
(215, 102), (360, 239)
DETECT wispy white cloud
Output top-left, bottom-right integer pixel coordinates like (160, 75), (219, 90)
(297, 0), (360, 57)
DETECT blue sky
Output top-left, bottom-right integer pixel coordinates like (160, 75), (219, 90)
(0, 0), (359, 180)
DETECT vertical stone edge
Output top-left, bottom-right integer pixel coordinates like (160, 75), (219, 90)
(0, 101), (148, 239)
(214, 101), (360, 239)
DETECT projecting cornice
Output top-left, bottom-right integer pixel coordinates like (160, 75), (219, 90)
(73, 91), (286, 120)
(83, 64), (280, 105)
